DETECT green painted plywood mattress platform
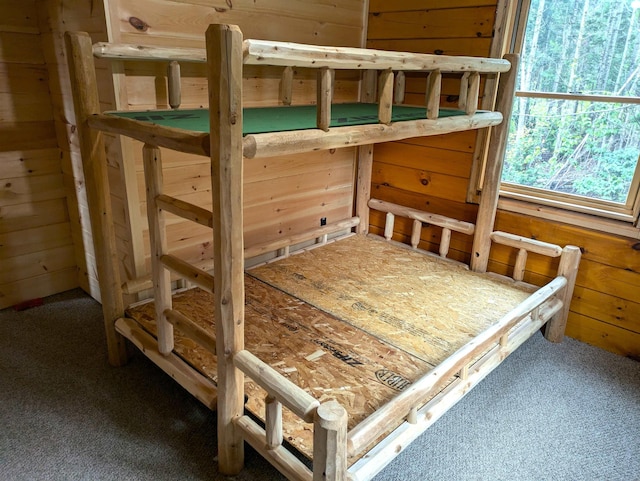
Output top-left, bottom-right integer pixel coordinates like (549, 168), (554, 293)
(107, 102), (476, 134)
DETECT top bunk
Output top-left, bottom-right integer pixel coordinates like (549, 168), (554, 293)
(74, 25), (513, 159)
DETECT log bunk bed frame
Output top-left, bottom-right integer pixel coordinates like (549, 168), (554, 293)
(65, 24), (581, 481)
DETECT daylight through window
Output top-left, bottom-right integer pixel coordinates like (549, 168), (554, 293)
(502, 0), (640, 223)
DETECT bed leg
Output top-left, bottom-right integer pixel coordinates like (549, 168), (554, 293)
(65, 31), (129, 367)
(313, 401), (348, 481)
(544, 245), (581, 342)
(207, 23), (246, 475)
(355, 144), (373, 235)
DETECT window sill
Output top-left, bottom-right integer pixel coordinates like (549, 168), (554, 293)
(497, 196), (640, 240)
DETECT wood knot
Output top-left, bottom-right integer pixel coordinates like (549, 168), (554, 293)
(434, 49), (444, 55)
(129, 17), (149, 32)
(632, 242), (640, 251)
(420, 178), (429, 186)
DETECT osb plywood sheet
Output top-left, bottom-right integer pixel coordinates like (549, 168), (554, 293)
(250, 235), (534, 365)
(126, 275), (431, 459)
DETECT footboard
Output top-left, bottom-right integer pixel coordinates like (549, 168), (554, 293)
(234, 350), (348, 481)
(346, 200), (581, 480)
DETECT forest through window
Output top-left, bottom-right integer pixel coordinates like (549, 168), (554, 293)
(502, 0), (640, 221)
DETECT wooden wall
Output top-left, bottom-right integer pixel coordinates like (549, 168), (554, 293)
(366, 0), (640, 359)
(102, 0), (367, 292)
(0, 2), (78, 309)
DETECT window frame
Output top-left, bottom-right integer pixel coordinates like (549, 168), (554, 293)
(476, 0), (640, 232)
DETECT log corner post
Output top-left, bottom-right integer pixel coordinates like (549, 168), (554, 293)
(544, 245), (582, 342)
(64, 31), (129, 367)
(313, 401), (348, 481)
(206, 23), (246, 475)
(470, 53), (519, 274)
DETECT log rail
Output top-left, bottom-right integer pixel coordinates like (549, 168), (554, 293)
(91, 36), (511, 139)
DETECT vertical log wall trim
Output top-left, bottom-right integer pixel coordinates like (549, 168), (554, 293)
(64, 32), (128, 366)
(206, 24), (246, 475)
(470, 53), (519, 273)
(1, 2), (79, 309)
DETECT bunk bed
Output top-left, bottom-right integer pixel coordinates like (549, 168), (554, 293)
(65, 24), (581, 481)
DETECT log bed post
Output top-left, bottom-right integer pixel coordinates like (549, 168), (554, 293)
(206, 24), (245, 475)
(544, 245), (582, 342)
(65, 32), (129, 367)
(313, 401), (348, 481)
(471, 54), (519, 273)
(317, 67), (333, 131)
(142, 145), (174, 354)
(355, 70), (378, 235)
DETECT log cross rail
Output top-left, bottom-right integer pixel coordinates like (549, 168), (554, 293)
(369, 198), (475, 257)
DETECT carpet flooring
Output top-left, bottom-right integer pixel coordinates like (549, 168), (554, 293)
(1, 288), (639, 481)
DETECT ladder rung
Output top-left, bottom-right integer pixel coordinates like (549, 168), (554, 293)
(161, 254), (214, 293)
(165, 308), (216, 353)
(156, 194), (213, 228)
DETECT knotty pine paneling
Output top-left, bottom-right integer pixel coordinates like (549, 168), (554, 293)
(38, 0), (113, 299)
(0, 3), (77, 309)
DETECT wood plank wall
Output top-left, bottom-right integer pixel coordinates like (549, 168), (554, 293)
(0, 2), (78, 309)
(102, 0), (368, 290)
(38, 0), (114, 301)
(367, 0), (640, 359)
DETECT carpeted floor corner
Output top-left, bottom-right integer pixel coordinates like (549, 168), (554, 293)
(1, 288), (639, 480)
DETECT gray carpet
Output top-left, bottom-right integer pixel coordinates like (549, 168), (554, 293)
(1, 288), (639, 481)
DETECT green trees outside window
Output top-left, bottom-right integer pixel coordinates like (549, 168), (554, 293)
(503, 0), (640, 214)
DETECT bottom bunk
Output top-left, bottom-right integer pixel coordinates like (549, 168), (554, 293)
(119, 234), (565, 477)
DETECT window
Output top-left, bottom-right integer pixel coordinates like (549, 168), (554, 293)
(502, 0), (640, 224)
